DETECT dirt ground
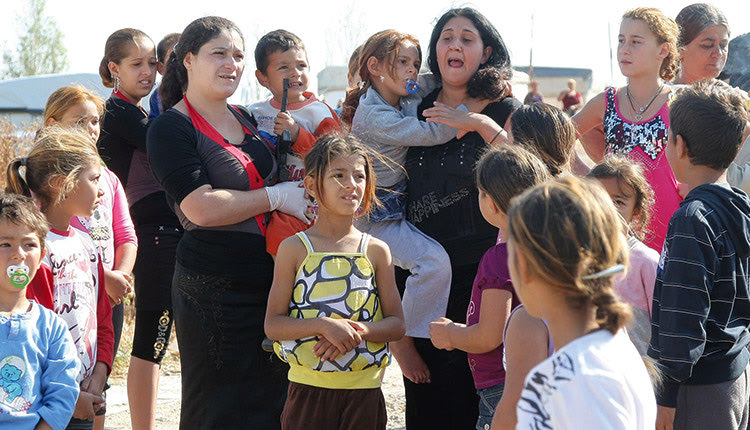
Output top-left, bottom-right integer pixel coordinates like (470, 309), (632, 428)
(102, 305), (407, 429)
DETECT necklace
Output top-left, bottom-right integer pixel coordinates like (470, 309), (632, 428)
(626, 84), (663, 122)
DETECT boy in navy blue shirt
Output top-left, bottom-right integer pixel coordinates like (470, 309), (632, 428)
(649, 80), (750, 429)
(0, 192), (79, 429)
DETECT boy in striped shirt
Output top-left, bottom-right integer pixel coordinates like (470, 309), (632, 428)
(649, 80), (750, 429)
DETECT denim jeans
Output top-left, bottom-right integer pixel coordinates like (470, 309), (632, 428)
(477, 383), (505, 430)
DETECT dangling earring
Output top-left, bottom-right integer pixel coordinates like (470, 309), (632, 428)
(309, 197), (318, 221)
(379, 76), (385, 83)
(61, 194), (67, 201)
(113, 75), (120, 92)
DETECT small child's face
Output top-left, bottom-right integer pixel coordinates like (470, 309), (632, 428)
(378, 41), (421, 99)
(309, 154), (367, 216)
(597, 177), (637, 224)
(65, 162), (103, 218)
(0, 220), (42, 294)
(257, 48), (309, 104)
(52, 100), (101, 144)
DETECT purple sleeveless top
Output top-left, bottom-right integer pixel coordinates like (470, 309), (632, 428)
(602, 87), (681, 252)
(502, 304), (554, 370)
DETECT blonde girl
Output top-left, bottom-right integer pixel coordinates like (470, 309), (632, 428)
(43, 85), (138, 430)
(506, 176), (656, 428)
(265, 133), (404, 430)
(573, 7), (681, 252)
(7, 128), (112, 430)
(428, 145), (550, 430)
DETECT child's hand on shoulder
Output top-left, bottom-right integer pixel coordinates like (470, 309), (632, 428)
(317, 316), (363, 355)
(274, 111), (300, 142)
(429, 317), (456, 350)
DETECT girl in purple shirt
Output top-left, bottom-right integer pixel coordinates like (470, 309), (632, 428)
(429, 145), (550, 430)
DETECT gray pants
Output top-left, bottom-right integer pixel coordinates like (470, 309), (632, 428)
(355, 217), (451, 338)
(674, 362), (750, 430)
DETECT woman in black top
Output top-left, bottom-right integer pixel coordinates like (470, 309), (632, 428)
(98, 28), (182, 430)
(401, 8), (521, 429)
(147, 17), (309, 429)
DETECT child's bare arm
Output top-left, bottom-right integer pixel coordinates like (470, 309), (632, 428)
(357, 238), (405, 343)
(265, 237), (363, 351)
(491, 308), (550, 430)
(571, 92), (607, 162)
(429, 288), (512, 353)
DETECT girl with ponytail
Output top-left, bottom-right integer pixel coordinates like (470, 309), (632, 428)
(98, 28), (182, 430)
(7, 128), (113, 430)
(506, 176), (656, 428)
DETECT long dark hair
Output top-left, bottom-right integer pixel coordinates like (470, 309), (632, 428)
(159, 16), (244, 110)
(427, 8), (512, 99)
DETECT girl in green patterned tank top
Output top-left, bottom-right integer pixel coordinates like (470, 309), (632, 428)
(265, 133), (405, 429)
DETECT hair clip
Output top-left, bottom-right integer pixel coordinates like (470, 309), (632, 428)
(357, 80), (365, 90)
(581, 264), (625, 280)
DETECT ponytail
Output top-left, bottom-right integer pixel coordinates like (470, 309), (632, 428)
(340, 84), (369, 127)
(467, 66), (512, 101)
(159, 50), (187, 111)
(6, 127), (99, 210)
(591, 286), (632, 334)
(99, 28), (152, 88)
(5, 159), (31, 197)
(158, 17), (244, 112)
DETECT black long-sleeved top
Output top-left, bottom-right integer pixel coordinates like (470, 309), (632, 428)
(98, 96), (176, 226)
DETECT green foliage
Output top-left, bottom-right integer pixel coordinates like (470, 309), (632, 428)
(2, 0), (68, 79)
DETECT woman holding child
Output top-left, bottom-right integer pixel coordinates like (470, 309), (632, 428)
(147, 17), (308, 428)
(398, 7), (521, 429)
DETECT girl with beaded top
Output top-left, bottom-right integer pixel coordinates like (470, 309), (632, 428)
(573, 7), (681, 252)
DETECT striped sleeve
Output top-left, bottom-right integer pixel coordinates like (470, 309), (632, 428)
(649, 212), (715, 406)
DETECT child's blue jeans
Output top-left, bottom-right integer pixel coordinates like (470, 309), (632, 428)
(476, 383), (505, 430)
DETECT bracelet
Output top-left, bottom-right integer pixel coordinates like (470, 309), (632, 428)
(487, 129), (502, 145)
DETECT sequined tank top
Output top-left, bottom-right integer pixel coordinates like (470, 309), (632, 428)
(274, 232), (390, 389)
(602, 87), (681, 252)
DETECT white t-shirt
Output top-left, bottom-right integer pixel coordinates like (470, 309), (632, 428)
(516, 329), (656, 429)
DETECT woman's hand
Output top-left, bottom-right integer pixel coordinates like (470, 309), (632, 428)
(265, 181), (312, 224)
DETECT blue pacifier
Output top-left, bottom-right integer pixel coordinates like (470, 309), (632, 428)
(7, 265), (30, 289)
(406, 80), (419, 95)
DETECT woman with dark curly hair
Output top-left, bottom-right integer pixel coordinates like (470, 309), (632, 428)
(398, 7), (521, 429)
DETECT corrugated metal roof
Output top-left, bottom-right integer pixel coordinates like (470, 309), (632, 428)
(0, 73), (110, 113)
